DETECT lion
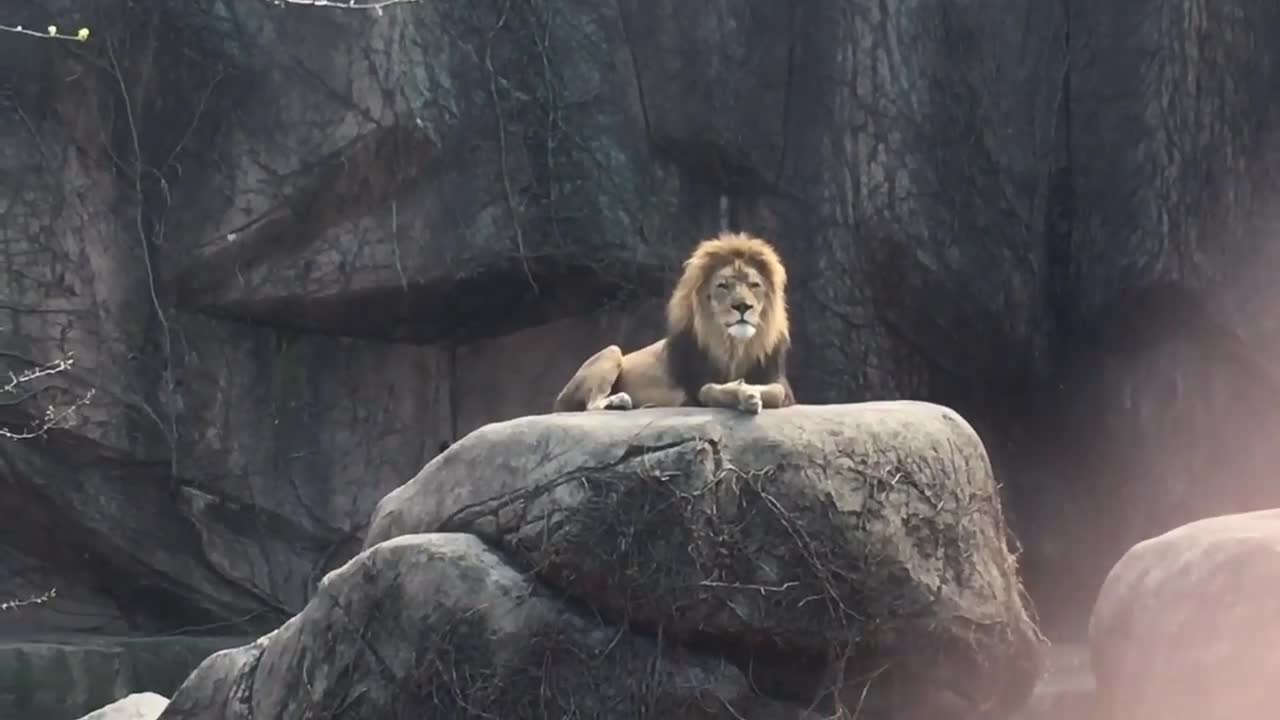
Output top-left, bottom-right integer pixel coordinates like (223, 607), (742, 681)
(552, 231), (795, 415)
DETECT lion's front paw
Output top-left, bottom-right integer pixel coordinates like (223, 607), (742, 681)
(602, 392), (633, 410)
(738, 387), (762, 414)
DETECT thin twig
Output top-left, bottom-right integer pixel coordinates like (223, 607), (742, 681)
(264, 0), (419, 10)
(0, 352), (96, 440)
(1, 353), (77, 394)
(484, 1), (539, 294)
(0, 388), (96, 440)
(106, 40), (179, 475)
(0, 588), (57, 612)
(0, 25), (89, 42)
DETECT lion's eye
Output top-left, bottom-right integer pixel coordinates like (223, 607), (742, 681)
(716, 282), (730, 290)
(748, 281), (762, 289)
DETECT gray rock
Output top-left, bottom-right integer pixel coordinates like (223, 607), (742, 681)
(8, 0), (1280, 646)
(158, 533), (814, 720)
(367, 401), (1046, 717)
(167, 1), (675, 342)
(0, 0), (674, 636)
(1091, 509), (1280, 720)
(79, 692), (169, 720)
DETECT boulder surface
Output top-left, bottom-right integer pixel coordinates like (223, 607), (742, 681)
(158, 533), (815, 720)
(1090, 509), (1280, 720)
(78, 692), (169, 720)
(367, 401), (1046, 716)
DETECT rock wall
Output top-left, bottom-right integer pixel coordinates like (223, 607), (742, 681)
(5, 0), (1280, 641)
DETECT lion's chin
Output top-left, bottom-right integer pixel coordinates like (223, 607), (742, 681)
(726, 322), (757, 341)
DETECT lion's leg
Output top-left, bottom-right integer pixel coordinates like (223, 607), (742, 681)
(590, 391), (634, 411)
(698, 380), (761, 414)
(754, 382), (790, 409)
(552, 345), (633, 413)
(698, 380), (789, 414)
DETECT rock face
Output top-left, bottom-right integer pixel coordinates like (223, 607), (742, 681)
(1, 0), (676, 635)
(0, 636), (245, 720)
(1089, 509), (1280, 720)
(8, 0), (1280, 659)
(362, 401), (1046, 717)
(0, 302), (662, 636)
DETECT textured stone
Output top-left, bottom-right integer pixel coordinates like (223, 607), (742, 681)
(158, 534), (816, 720)
(367, 401), (1046, 717)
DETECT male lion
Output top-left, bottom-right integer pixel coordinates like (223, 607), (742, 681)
(552, 231), (795, 415)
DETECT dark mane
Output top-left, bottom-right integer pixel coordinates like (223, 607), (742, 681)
(665, 329), (795, 407)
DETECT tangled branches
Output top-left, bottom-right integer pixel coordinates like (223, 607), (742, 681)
(0, 352), (96, 440)
(0, 588), (56, 613)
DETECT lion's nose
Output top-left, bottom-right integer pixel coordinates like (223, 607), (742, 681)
(731, 302), (752, 315)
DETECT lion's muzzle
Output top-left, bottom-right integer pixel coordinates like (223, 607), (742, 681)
(727, 320), (758, 340)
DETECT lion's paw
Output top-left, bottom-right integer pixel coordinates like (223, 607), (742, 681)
(602, 392), (633, 410)
(738, 387), (762, 415)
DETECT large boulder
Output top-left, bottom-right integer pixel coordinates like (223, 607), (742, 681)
(366, 401), (1046, 717)
(78, 693), (169, 720)
(1089, 509), (1280, 720)
(158, 533), (814, 720)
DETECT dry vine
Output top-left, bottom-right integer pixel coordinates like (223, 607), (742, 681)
(0, 353), (95, 440)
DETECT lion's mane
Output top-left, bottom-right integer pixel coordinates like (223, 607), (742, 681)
(664, 231), (791, 380)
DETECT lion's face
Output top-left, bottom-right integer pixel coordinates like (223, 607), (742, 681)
(667, 232), (790, 372)
(704, 262), (771, 343)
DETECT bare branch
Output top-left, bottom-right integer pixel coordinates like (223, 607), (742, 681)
(0, 388), (96, 440)
(0, 24), (89, 42)
(1, 353), (78, 395)
(263, 0), (419, 11)
(0, 588), (56, 612)
(0, 352), (96, 440)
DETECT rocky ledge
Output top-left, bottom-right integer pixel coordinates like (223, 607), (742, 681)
(158, 402), (1046, 719)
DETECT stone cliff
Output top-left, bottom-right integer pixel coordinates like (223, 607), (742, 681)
(5, 0), (1280, 678)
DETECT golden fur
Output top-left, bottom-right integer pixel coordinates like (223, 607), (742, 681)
(667, 232), (790, 379)
(553, 231), (795, 415)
